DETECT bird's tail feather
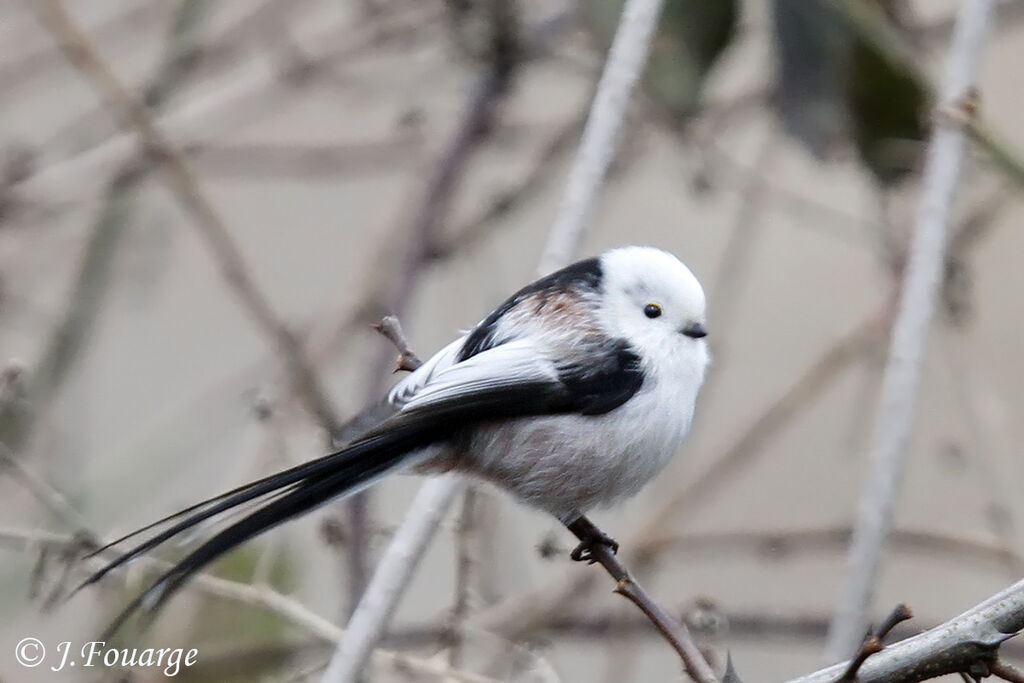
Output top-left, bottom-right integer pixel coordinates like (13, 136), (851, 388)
(79, 444), (376, 589)
(86, 422), (431, 634)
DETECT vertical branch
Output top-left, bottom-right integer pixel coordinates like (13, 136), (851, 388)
(538, 0), (667, 274)
(825, 0), (997, 660)
(447, 486), (479, 668)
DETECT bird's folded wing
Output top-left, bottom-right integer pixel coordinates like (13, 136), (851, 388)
(395, 337), (565, 417)
(387, 333), (467, 409)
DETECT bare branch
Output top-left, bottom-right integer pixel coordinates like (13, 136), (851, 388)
(447, 486), (480, 669)
(567, 516), (719, 683)
(795, 579), (1024, 682)
(825, 0), (999, 659)
(34, 0), (342, 435)
(20, 5), (441, 202)
(0, 444), (97, 547)
(321, 474), (465, 683)
(836, 604), (913, 681)
(645, 526), (1023, 574)
(991, 660), (1024, 683)
(538, 0), (668, 274)
(373, 316), (424, 373)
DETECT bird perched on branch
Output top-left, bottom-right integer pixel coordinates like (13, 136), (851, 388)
(81, 245), (710, 632)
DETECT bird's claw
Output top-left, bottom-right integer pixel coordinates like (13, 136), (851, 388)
(570, 530), (619, 563)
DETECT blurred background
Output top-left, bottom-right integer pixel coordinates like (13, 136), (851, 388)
(1, 0), (1023, 680)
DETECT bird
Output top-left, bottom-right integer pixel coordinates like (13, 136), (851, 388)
(79, 245), (710, 632)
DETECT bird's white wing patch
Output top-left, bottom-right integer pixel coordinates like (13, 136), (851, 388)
(388, 334), (468, 409)
(398, 338), (559, 413)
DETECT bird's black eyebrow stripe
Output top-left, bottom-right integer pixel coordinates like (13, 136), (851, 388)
(458, 256), (603, 361)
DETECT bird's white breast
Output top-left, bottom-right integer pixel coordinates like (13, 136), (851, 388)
(457, 340), (706, 521)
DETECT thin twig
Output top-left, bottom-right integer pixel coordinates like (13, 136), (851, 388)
(0, 444), (97, 547)
(939, 326), (1024, 565)
(22, 4), (440, 216)
(644, 526), (1024, 575)
(39, 0), (315, 158)
(991, 660), (1024, 683)
(825, 0), (999, 660)
(447, 486), (479, 669)
(837, 635), (883, 683)
(705, 126), (781, 343)
(133, 554), (501, 683)
(966, 121), (1024, 189)
(373, 316), (424, 373)
(429, 116), (584, 261)
(0, 0), (164, 93)
(185, 137), (426, 179)
(321, 0), (524, 673)
(836, 604), (913, 681)
(567, 517), (719, 683)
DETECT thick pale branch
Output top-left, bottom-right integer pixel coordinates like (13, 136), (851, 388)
(826, 0), (999, 659)
(322, 475), (465, 683)
(796, 578), (1024, 682)
(539, 0), (668, 274)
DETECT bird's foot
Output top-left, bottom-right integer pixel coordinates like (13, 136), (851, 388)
(567, 517), (619, 564)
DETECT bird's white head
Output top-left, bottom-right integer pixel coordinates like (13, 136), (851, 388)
(596, 246), (709, 375)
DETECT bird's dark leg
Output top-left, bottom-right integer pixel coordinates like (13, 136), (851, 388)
(566, 515), (619, 563)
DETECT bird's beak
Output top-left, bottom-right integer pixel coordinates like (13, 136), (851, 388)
(681, 322), (708, 339)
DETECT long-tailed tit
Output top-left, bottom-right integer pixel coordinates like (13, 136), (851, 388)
(82, 245), (709, 629)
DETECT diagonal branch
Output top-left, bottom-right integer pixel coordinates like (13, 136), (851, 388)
(0, 0), (208, 458)
(567, 516), (718, 683)
(538, 0), (668, 274)
(991, 660), (1024, 683)
(33, 0), (342, 435)
(825, 0), (999, 659)
(795, 578), (1024, 682)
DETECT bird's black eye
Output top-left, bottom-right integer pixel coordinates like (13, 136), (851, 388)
(644, 303), (662, 319)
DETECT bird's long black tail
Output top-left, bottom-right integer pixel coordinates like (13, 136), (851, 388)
(83, 417), (436, 636)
